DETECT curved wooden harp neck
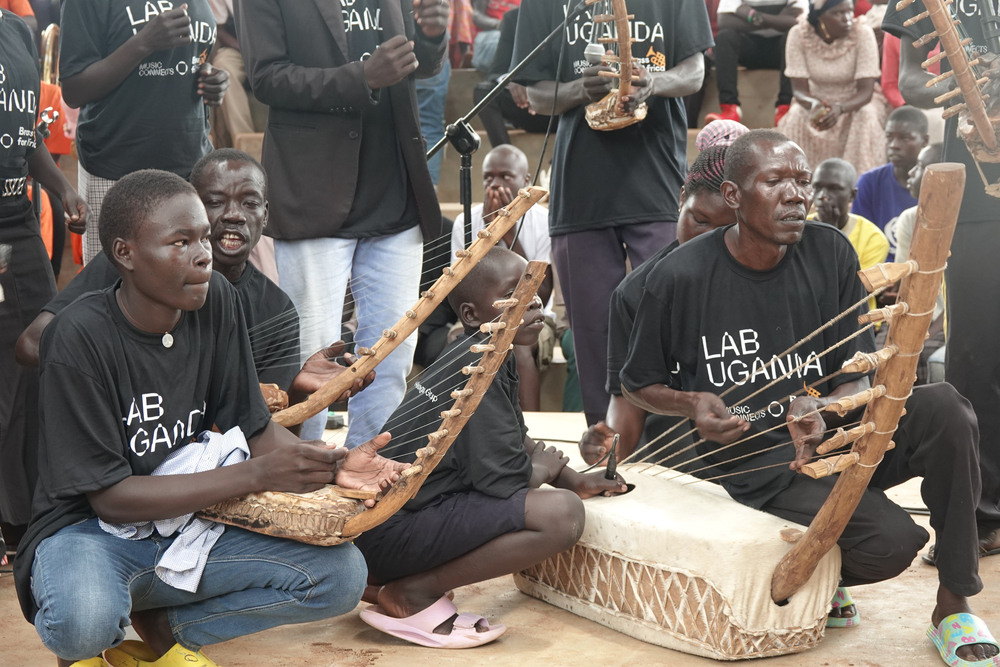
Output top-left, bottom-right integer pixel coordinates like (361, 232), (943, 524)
(270, 186), (549, 428)
(341, 260), (550, 535)
(770, 163), (965, 604)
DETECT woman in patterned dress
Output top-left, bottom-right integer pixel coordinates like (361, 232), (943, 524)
(777, 0), (888, 174)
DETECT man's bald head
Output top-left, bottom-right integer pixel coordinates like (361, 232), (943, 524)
(723, 129), (799, 188)
(483, 144), (530, 180)
(814, 158), (857, 188)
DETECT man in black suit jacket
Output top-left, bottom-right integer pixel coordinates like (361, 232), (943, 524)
(236, 0), (450, 446)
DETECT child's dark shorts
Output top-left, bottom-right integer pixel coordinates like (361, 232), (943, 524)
(354, 488), (529, 583)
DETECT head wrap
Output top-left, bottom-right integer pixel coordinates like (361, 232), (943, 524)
(695, 120), (750, 153)
(808, 0), (845, 27)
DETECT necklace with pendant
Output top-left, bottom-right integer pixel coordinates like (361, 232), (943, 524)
(117, 290), (180, 348)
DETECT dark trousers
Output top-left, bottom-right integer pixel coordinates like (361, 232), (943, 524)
(762, 383), (998, 597)
(551, 222), (677, 424)
(713, 29), (792, 107)
(473, 81), (556, 148)
(945, 220), (1000, 529)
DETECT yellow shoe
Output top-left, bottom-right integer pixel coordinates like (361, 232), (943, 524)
(69, 659), (109, 667)
(104, 642), (220, 667)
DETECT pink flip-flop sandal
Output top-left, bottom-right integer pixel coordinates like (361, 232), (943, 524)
(360, 595), (506, 649)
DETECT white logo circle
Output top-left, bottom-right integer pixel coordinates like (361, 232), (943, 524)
(0, 134), (13, 149)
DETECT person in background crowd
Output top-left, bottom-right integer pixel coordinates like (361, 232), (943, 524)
(777, 0), (887, 174)
(851, 104), (927, 261)
(807, 157), (889, 313)
(0, 5), (88, 574)
(473, 8), (555, 148)
(449, 145), (554, 410)
(206, 0), (280, 284)
(512, 0), (713, 426)
(471, 0), (517, 72)
(60, 0), (230, 265)
(705, 0), (804, 126)
(237, 0), (449, 447)
(0, 0), (36, 36)
(894, 142), (944, 386)
(207, 0), (252, 143)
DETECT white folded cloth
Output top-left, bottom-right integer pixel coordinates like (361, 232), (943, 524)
(99, 426), (250, 592)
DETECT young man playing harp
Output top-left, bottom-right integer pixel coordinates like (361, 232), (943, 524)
(619, 129), (1000, 664)
(14, 171), (406, 667)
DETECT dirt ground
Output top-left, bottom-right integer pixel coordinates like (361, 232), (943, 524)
(3, 412), (997, 667)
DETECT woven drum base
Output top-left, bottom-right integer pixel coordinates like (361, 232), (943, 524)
(514, 462), (839, 661)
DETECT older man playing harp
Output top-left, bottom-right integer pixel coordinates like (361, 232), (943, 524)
(620, 129), (1000, 664)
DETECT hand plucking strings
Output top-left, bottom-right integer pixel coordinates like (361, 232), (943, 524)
(585, 284), (889, 480)
(240, 204), (515, 376)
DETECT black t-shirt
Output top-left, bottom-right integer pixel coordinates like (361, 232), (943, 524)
(44, 254), (300, 390)
(488, 8), (519, 79)
(620, 223), (874, 508)
(882, 4), (1000, 223)
(14, 272), (271, 621)
(511, 0), (713, 236)
(0, 10), (39, 218)
(338, 0), (420, 238)
(607, 239), (679, 395)
(59, 0), (217, 180)
(381, 332), (532, 511)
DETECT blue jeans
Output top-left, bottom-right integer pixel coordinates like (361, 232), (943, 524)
(472, 31), (501, 74)
(274, 225), (423, 445)
(415, 59), (451, 185)
(31, 518), (366, 661)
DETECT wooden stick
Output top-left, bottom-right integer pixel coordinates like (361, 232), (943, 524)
(858, 303), (909, 325)
(823, 386), (887, 417)
(271, 187), (548, 427)
(771, 163), (965, 603)
(801, 453), (859, 479)
(816, 422), (877, 455)
(841, 345), (898, 374)
(598, 71), (641, 81)
(858, 260), (919, 292)
(343, 261), (549, 535)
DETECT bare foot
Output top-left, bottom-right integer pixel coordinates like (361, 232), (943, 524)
(932, 586), (999, 662)
(377, 581), (453, 633)
(130, 608), (176, 658)
(828, 604), (856, 620)
(979, 527), (1000, 555)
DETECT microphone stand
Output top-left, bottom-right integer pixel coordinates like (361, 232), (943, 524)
(427, 0), (593, 247)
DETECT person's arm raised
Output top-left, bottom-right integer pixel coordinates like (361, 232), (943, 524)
(61, 6), (192, 108)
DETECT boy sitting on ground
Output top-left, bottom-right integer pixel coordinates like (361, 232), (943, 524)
(14, 170), (405, 667)
(354, 247), (625, 649)
(449, 145), (555, 411)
